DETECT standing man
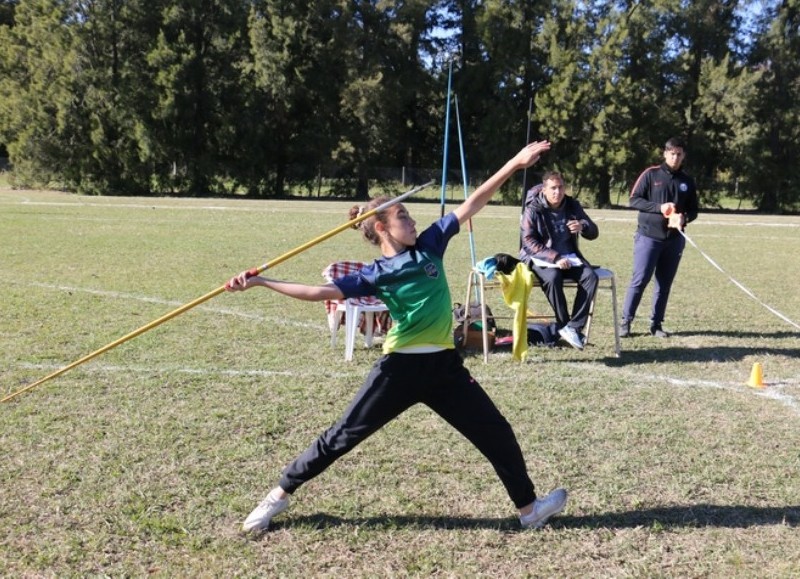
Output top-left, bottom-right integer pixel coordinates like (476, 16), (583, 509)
(519, 171), (599, 350)
(620, 137), (699, 338)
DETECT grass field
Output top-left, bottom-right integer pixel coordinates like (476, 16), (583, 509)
(1, 188), (799, 577)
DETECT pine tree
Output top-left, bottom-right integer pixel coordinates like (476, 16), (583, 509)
(145, 0), (250, 195)
(747, 0), (800, 211)
(0, 0), (18, 27)
(475, 0), (549, 195)
(0, 0), (75, 188)
(691, 54), (762, 207)
(65, 0), (169, 194)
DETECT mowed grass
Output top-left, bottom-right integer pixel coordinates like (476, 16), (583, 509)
(1, 188), (799, 577)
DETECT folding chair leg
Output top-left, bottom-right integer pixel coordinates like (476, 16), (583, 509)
(462, 270), (474, 341)
(463, 271), (475, 324)
(584, 293), (597, 343)
(478, 272), (490, 363)
(583, 271), (622, 357)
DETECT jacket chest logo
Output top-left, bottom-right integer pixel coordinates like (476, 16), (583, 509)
(424, 262), (439, 278)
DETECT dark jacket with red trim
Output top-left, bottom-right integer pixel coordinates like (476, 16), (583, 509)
(630, 163), (698, 241)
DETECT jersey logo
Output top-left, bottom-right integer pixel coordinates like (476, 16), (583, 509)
(424, 262), (439, 278)
(679, 183), (688, 192)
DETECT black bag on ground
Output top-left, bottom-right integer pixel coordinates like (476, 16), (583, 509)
(527, 322), (558, 347)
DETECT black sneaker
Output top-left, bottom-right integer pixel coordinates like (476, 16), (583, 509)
(650, 325), (670, 338)
(619, 321), (631, 338)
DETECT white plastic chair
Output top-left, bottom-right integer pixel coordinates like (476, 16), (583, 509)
(322, 261), (390, 361)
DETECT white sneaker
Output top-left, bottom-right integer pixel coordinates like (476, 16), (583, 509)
(558, 326), (584, 350)
(242, 491), (289, 533)
(519, 488), (568, 529)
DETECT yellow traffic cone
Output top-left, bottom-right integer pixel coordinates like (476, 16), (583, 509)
(747, 362), (765, 388)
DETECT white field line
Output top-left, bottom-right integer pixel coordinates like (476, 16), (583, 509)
(587, 216), (800, 229)
(564, 362), (800, 416)
(477, 209), (800, 229)
(2, 197), (352, 216)
(8, 282), (354, 380)
(7, 280), (357, 380)
(22, 281), (326, 330)
(4, 195), (798, 230)
(16, 361), (356, 380)
(14, 360), (797, 416)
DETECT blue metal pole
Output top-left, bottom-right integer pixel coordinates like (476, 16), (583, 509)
(439, 60), (453, 218)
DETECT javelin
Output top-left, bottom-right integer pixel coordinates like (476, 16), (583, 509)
(2, 181), (434, 404)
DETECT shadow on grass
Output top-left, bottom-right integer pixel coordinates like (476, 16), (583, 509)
(270, 504), (799, 533)
(559, 504), (800, 529)
(463, 332), (800, 366)
(599, 344), (800, 366)
(672, 330), (800, 340)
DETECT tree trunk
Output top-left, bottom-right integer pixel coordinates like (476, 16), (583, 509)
(596, 170), (611, 208)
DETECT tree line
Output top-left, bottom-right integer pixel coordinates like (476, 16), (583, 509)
(0, 0), (798, 212)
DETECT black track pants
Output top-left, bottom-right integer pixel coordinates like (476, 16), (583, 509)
(278, 349), (537, 508)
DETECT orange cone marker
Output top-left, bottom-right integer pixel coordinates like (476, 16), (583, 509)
(747, 362), (765, 388)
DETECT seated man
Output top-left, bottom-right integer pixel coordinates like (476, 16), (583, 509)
(518, 171), (599, 350)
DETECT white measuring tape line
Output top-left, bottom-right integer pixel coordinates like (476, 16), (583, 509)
(678, 229), (800, 331)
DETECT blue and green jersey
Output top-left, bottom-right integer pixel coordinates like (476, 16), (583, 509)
(333, 213), (459, 353)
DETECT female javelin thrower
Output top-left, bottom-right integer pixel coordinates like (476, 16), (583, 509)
(226, 140), (567, 533)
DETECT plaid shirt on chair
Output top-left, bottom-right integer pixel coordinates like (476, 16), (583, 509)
(322, 261), (391, 334)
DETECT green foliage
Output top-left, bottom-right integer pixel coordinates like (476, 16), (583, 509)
(0, 0), (75, 188)
(0, 0), (17, 26)
(532, 1), (649, 206)
(245, 1), (343, 196)
(472, 0), (549, 180)
(0, 0), (797, 210)
(67, 0), (169, 195)
(691, 54), (763, 207)
(745, 0), (800, 212)
(144, 0), (251, 196)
